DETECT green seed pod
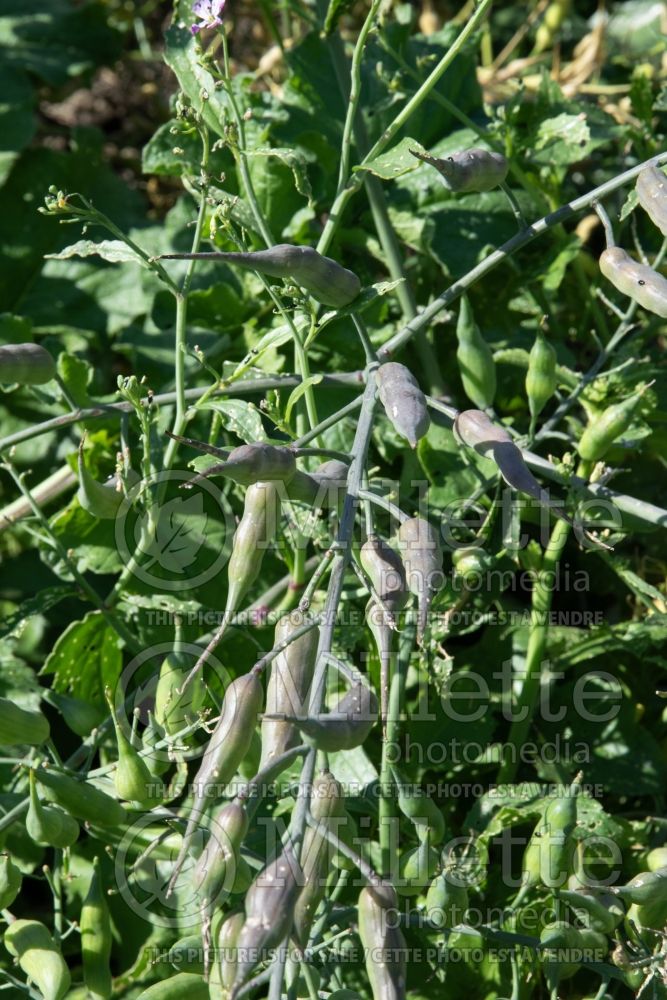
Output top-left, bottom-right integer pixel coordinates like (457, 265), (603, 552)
(26, 770), (79, 849)
(599, 246), (667, 318)
(165, 934), (204, 975)
(357, 883), (407, 1000)
(534, 0), (570, 52)
(453, 409), (563, 513)
(452, 545), (493, 585)
(286, 459), (348, 508)
(392, 766), (445, 843)
(0, 853), (22, 909)
(560, 888), (624, 933)
(230, 854), (253, 894)
(42, 689), (103, 738)
(425, 870), (469, 928)
(267, 680), (378, 752)
(636, 163), (667, 237)
(77, 441), (123, 519)
(0, 696), (50, 746)
(539, 775), (580, 888)
(519, 831), (544, 894)
(540, 921), (582, 988)
(141, 712), (171, 778)
(161, 245), (361, 308)
(4, 919), (71, 1000)
(192, 800), (248, 907)
(226, 481), (282, 620)
(33, 766), (127, 826)
(396, 517), (443, 640)
(396, 841), (440, 897)
(609, 865), (667, 906)
(526, 330), (558, 425)
(154, 631), (205, 737)
(577, 386), (646, 462)
(446, 925), (484, 959)
(232, 847), (302, 991)
(169, 671), (263, 889)
(294, 770), (345, 946)
(260, 612), (318, 769)
(134, 972), (210, 1000)
(186, 442), (297, 489)
(411, 147), (508, 192)
(577, 927), (608, 962)
(376, 362), (430, 447)
(455, 296), (496, 408)
(0, 343), (57, 385)
(214, 911), (245, 993)
(360, 534), (408, 619)
(647, 846), (667, 871)
(80, 856), (112, 1000)
(106, 688), (155, 805)
(237, 727), (261, 780)
(627, 893), (667, 933)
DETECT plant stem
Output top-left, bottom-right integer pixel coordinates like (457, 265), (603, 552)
(379, 619), (414, 878)
(497, 460), (592, 784)
(379, 151), (667, 359)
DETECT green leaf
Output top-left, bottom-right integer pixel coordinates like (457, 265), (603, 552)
(41, 610), (123, 706)
(199, 399), (267, 443)
(0, 586), (75, 641)
(164, 24), (230, 140)
(284, 375), (323, 425)
(355, 137), (427, 180)
(56, 351), (91, 407)
(45, 239), (145, 266)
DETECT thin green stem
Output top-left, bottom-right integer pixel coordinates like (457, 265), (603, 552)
(380, 620), (414, 878)
(496, 460), (592, 784)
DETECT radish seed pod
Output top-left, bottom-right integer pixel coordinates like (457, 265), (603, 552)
(526, 330), (558, 425)
(360, 534), (408, 619)
(293, 770), (345, 946)
(4, 919), (71, 1000)
(426, 870), (469, 928)
(455, 296), (496, 408)
(636, 163), (667, 236)
(0, 854), (22, 909)
(599, 246), (667, 318)
(0, 696), (50, 746)
(192, 800), (248, 907)
(410, 147), (508, 193)
(26, 769), (79, 849)
(80, 856), (113, 1000)
(186, 442), (296, 489)
(226, 481), (282, 620)
(266, 680), (379, 752)
(0, 342), (57, 385)
(357, 883), (407, 1000)
(376, 363), (430, 448)
(260, 611), (319, 769)
(396, 517), (443, 640)
(34, 766), (127, 827)
(577, 387), (646, 462)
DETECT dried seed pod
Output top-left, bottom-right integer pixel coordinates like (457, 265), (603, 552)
(0, 854), (22, 909)
(231, 846), (302, 991)
(526, 330), (558, 427)
(294, 770), (345, 946)
(360, 534), (408, 619)
(410, 147), (508, 193)
(636, 163), (667, 236)
(266, 680), (379, 752)
(192, 800), (249, 907)
(4, 920), (71, 1000)
(0, 343), (57, 385)
(187, 442), (296, 489)
(455, 296), (496, 408)
(26, 770), (79, 849)
(80, 857), (112, 1000)
(396, 517), (443, 640)
(577, 386), (646, 462)
(162, 245), (361, 308)
(168, 671), (263, 890)
(34, 766), (127, 827)
(259, 611), (319, 770)
(599, 246), (667, 318)
(426, 870), (469, 928)
(357, 883), (407, 1000)
(376, 362), (430, 447)
(453, 409), (563, 512)
(0, 696), (50, 746)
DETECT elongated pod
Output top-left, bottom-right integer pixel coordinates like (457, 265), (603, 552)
(232, 847), (302, 991)
(0, 855), (22, 909)
(636, 163), (667, 236)
(185, 442), (297, 488)
(4, 920), (71, 1000)
(293, 770), (345, 946)
(360, 534), (409, 618)
(455, 296), (496, 408)
(578, 386), (646, 462)
(0, 343), (56, 385)
(265, 680), (379, 752)
(168, 671), (263, 891)
(80, 857), (112, 1000)
(599, 246), (667, 318)
(396, 517), (443, 640)
(260, 611), (319, 769)
(376, 362), (430, 447)
(357, 883), (407, 999)
(161, 245), (361, 308)
(410, 147), (508, 193)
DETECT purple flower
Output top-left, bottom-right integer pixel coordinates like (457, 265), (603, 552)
(190, 0), (225, 34)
